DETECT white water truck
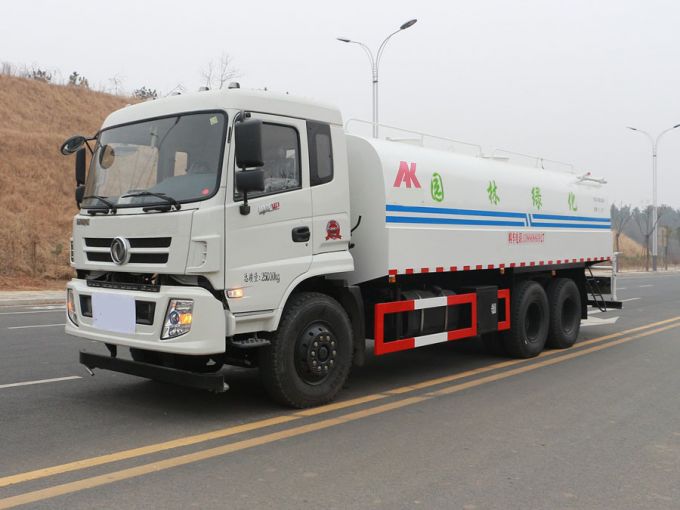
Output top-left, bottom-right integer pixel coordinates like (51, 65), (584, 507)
(60, 86), (620, 408)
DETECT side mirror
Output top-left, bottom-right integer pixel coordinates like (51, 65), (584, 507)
(236, 169), (265, 194)
(235, 119), (264, 169)
(235, 169), (265, 216)
(75, 148), (86, 185)
(60, 135), (87, 155)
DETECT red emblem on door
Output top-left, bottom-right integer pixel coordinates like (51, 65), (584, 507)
(326, 220), (342, 240)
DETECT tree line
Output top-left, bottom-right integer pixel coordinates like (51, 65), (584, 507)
(0, 53), (240, 100)
(611, 204), (680, 270)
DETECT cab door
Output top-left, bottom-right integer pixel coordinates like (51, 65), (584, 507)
(225, 114), (312, 314)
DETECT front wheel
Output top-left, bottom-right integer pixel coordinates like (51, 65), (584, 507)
(259, 292), (353, 408)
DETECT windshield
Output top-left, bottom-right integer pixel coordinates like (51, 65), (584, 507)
(83, 111), (227, 209)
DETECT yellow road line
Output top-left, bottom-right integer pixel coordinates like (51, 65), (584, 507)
(295, 392), (387, 416)
(0, 415), (296, 488)
(0, 320), (678, 509)
(386, 315), (680, 394)
(429, 321), (680, 397)
(1, 315), (678, 491)
(0, 397), (429, 510)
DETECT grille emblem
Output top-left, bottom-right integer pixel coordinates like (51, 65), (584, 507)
(110, 237), (131, 265)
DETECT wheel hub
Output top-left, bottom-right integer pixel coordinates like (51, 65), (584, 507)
(296, 324), (337, 384)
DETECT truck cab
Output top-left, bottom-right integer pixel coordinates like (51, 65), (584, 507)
(65, 89), (356, 401)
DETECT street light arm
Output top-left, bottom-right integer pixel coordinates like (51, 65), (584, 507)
(656, 124), (680, 145)
(336, 19), (416, 139)
(338, 38), (376, 72)
(351, 41), (376, 73)
(376, 28), (403, 68)
(627, 126), (654, 147)
(377, 19), (417, 67)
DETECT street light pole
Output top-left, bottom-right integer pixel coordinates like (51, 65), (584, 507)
(337, 19), (417, 138)
(627, 124), (680, 271)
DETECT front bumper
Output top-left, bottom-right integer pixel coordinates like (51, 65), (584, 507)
(65, 278), (227, 355)
(80, 351), (228, 392)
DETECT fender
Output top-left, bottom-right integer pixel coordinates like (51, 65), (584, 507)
(231, 251), (354, 334)
(272, 250), (354, 326)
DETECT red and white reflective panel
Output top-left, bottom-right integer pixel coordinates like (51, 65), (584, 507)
(374, 293), (476, 355)
(497, 288), (511, 332)
(374, 289), (511, 355)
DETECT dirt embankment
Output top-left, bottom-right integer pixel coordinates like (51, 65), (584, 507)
(0, 75), (131, 288)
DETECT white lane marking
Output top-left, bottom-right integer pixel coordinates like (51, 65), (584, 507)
(581, 316), (619, 327)
(618, 287), (627, 290)
(0, 376), (81, 390)
(621, 297), (640, 302)
(0, 310), (65, 316)
(7, 323), (65, 330)
(639, 284), (653, 288)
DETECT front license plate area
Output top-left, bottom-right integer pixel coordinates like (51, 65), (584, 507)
(91, 293), (136, 334)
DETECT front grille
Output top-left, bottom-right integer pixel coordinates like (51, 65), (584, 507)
(87, 252), (113, 262)
(84, 237), (171, 248)
(83, 237), (172, 265)
(130, 238), (171, 248)
(87, 280), (160, 293)
(85, 252), (169, 264)
(79, 295), (156, 325)
(130, 253), (169, 264)
(84, 238), (113, 248)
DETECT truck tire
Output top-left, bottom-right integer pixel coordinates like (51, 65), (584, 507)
(503, 280), (549, 358)
(259, 292), (353, 408)
(546, 278), (581, 349)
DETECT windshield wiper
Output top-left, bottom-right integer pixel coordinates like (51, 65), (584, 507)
(121, 191), (181, 211)
(83, 195), (117, 215)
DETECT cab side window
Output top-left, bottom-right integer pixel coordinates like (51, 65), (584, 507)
(236, 123), (300, 199)
(307, 121), (333, 186)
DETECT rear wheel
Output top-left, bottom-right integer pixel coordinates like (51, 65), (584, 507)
(546, 278), (581, 349)
(259, 292), (352, 408)
(503, 280), (549, 358)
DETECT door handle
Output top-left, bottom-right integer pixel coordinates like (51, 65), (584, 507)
(292, 226), (310, 243)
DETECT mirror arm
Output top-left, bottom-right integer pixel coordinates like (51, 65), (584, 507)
(240, 190), (251, 215)
(84, 140), (94, 155)
(235, 110), (252, 124)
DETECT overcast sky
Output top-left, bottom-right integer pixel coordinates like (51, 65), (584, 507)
(3, 0), (680, 207)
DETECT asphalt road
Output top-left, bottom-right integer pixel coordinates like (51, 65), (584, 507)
(0, 272), (679, 509)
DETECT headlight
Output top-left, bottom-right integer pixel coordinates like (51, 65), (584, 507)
(162, 299), (194, 339)
(67, 289), (78, 325)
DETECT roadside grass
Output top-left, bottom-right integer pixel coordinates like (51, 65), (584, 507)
(0, 75), (131, 285)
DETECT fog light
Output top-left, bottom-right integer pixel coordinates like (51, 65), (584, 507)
(226, 288), (244, 299)
(162, 299), (194, 339)
(67, 289), (78, 325)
